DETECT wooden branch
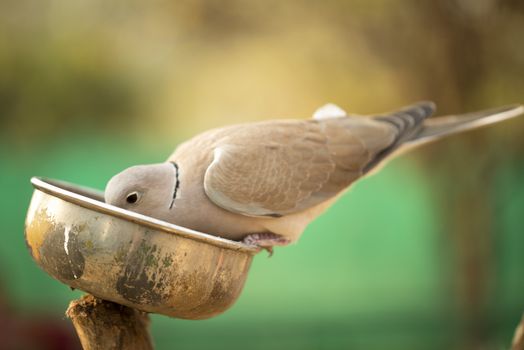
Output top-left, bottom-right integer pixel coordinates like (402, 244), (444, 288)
(66, 294), (154, 350)
(513, 313), (524, 350)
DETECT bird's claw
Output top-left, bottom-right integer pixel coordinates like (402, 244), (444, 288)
(242, 233), (290, 257)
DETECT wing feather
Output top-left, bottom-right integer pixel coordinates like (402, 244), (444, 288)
(203, 117), (397, 217)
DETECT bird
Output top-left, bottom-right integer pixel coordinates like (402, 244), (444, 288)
(105, 102), (524, 254)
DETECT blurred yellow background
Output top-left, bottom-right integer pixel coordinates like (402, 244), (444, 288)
(2, 1), (524, 349)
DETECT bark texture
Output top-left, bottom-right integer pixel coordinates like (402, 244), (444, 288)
(66, 295), (154, 350)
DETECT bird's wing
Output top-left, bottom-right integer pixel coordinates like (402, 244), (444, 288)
(202, 117), (400, 217)
(203, 102), (435, 217)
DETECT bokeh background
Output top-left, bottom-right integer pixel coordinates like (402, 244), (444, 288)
(2, 0), (524, 349)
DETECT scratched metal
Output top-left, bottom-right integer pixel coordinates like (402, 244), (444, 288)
(25, 177), (259, 320)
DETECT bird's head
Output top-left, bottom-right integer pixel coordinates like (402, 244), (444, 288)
(104, 162), (179, 219)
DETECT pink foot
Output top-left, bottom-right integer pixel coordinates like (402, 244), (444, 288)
(242, 233), (290, 257)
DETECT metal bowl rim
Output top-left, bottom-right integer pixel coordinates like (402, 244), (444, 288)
(30, 177), (259, 254)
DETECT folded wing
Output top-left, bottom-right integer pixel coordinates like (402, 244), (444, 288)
(204, 102), (435, 217)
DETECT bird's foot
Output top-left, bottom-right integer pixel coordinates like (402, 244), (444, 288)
(242, 233), (290, 257)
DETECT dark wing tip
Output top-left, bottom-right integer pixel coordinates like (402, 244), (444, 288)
(408, 101), (437, 117)
(364, 101), (437, 173)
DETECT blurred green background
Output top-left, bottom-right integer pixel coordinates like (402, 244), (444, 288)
(2, 0), (524, 349)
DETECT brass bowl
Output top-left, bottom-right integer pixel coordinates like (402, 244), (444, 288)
(25, 177), (259, 320)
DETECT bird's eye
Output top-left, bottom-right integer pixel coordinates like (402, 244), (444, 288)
(126, 192), (140, 204)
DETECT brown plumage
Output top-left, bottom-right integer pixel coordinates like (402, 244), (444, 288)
(105, 102), (523, 250)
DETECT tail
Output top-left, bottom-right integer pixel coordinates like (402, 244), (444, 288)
(365, 102), (523, 173)
(314, 101), (524, 173)
(403, 104), (524, 149)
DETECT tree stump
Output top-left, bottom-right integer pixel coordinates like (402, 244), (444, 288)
(66, 295), (154, 350)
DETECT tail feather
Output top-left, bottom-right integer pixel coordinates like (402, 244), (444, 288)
(405, 104), (524, 149)
(364, 102), (523, 174)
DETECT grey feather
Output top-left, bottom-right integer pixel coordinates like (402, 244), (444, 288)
(364, 101), (436, 172)
(404, 104), (524, 149)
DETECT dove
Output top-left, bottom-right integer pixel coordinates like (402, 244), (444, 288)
(105, 102), (524, 253)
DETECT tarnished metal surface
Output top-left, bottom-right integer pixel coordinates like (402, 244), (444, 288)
(25, 177), (259, 320)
